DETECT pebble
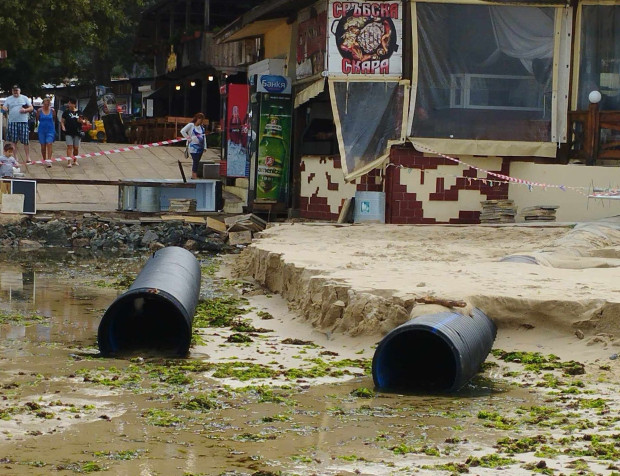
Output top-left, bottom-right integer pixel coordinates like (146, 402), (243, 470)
(610, 354), (618, 360)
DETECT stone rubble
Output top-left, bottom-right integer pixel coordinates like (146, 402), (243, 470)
(0, 215), (232, 253)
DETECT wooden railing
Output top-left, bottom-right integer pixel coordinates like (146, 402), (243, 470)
(126, 116), (197, 144)
(568, 103), (620, 164)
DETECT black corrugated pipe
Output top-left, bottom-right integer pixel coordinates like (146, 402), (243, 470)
(98, 246), (201, 357)
(372, 308), (497, 393)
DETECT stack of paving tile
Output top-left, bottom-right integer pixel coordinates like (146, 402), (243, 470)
(479, 199), (517, 223)
(225, 213), (267, 233)
(520, 205), (559, 222)
(168, 198), (197, 213)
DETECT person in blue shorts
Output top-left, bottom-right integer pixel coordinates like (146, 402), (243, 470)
(36, 97), (56, 168)
(1, 85), (33, 164)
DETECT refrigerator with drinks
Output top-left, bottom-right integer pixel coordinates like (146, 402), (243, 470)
(248, 74), (293, 208)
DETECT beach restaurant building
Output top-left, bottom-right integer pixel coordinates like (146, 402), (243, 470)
(214, 0), (620, 223)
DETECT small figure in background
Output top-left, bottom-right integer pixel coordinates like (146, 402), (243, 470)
(37, 97), (56, 168)
(61, 98), (87, 167)
(0, 142), (21, 178)
(180, 112), (207, 179)
(1, 85), (33, 164)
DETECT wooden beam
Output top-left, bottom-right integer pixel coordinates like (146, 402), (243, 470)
(12, 178), (198, 188)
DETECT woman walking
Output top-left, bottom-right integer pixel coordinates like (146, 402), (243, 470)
(37, 97), (56, 167)
(180, 112), (207, 179)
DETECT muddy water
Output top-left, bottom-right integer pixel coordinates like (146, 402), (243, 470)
(0, 251), (561, 475)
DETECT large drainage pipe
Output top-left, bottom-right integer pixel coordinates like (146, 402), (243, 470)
(98, 246), (201, 357)
(372, 308), (497, 393)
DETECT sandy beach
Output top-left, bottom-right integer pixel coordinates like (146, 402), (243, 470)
(235, 220), (620, 348)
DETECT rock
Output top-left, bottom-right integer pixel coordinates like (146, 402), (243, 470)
(72, 238), (90, 248)
(229, 230), (252, 245)
(575, 329), (584, 340)
(18, 239), (43, 249)
(141, 230), (158, 245)
(0, 238), (14, 247)
(40, 220), (68, 246)
(183, 239), (200, 251)
(149, 241), (165, 251)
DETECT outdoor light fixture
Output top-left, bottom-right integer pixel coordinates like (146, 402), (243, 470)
(588, 90), (602, 104)
(175, 84), (181, 91)
(208, 75), (214, 82)
(190, 81), (196, 87)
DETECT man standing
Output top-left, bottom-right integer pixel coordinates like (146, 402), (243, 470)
(1, 85), (33, 164)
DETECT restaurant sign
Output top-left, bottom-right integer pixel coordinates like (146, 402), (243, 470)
(328, 1), (402, 77)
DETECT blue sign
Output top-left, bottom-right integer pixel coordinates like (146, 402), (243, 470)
(257, 75), (291, 95)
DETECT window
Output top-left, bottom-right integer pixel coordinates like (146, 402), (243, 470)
(577, 5), (620, 111)
(411, 4), (555, 143)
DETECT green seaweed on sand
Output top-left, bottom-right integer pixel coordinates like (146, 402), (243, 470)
(141, 408), (182, 427)
(227, 333), (253, 343)
(491, 350), (584, 375)
(193, 297), (249, 328)
(0, 310), (48, 326)
(466, 454), (517, 468)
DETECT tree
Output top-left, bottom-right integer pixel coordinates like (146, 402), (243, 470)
(0, 0), (155, 94)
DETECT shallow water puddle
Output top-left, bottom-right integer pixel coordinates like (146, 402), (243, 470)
(0, 252), (617, 475)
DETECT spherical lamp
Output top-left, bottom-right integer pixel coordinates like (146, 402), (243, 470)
(588, 90), (602, 104)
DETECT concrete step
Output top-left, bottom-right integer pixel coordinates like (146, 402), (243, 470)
(223, 201), (245, 214)
(224, 185), (248, 202)
(222, 189), (245, 214)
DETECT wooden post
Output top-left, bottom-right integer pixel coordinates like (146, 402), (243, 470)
(586, 102), (600, 165)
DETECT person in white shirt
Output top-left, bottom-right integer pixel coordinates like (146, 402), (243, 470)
(1, 85), (33, 164)
(180, 112), (207, 179)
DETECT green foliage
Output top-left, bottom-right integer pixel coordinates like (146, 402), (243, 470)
(0, 0), (157, 92)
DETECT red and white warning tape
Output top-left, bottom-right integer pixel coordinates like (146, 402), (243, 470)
(26, 137), (187, 166)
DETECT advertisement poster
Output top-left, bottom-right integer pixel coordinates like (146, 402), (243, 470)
(226, 83), (250, 177)
(256, 94), (292, 203)
(296, 0), (328, 80)
(327, 1), (402, 77)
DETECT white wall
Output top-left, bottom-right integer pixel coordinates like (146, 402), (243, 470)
(509, 162), (620, 222)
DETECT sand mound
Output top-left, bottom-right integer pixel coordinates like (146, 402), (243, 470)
(235, 222), (620, 339)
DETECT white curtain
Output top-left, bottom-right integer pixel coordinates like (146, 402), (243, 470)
(487, 7), (554, 74)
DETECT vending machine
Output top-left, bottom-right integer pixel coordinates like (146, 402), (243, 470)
(224, 83), (250, 178)
(248, 74), (293, 209)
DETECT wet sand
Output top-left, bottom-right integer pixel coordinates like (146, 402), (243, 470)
(0, 223), (618, 475)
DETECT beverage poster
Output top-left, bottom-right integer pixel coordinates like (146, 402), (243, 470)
(327, 1), (402, 77)
(226, 83), (250, 177)
(256, 94), (292, 203)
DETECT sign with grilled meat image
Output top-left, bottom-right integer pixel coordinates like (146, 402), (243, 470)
(328, 1), (402, 77)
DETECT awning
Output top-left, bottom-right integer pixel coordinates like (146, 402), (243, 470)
(294, 78), (325, 109)
(223, 18), (287, 43)
(143, 87), (169, 99)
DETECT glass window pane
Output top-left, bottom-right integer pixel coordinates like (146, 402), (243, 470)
(412, 4), (554, 142)
(578, 6), (620, 111)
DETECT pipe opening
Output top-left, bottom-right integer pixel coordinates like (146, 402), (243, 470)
(373, 329), (457, 392)
(99, 292), (191, 357)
